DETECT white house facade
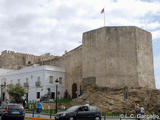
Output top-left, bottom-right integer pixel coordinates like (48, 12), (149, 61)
(0, 65), (65, 102)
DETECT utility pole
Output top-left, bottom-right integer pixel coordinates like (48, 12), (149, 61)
(27, 84), (29, 103)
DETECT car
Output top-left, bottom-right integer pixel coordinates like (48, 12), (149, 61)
(1, 103), (25, 120)
(0, 105), (4, 116)
(55, 104), (101, 120)
(0, 102), (8, 116)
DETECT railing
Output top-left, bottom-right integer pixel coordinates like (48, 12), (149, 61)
(7, 84), (13, 88)
(25, 102), (56, 119)
(24, 82), (29, 87)
(16, 83), (21, 86)
(35, 81), (41, 87)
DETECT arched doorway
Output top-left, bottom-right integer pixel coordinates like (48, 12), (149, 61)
(80, 85), (82, 96)
(72, 83), (77, 99)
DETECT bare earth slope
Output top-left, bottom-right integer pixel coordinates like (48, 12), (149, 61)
(67, 84), (160, 114)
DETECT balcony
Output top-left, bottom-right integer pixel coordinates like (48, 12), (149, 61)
(35, 81), (41, 87)
(8, 84), (13, 88)
(24, 83), (29, 88)
(16, 83), (20, 86)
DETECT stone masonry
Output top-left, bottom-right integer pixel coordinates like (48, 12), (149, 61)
(0, 50), (56, 69)
(82, 26), (155, 89)
(0, 26), (155, 97)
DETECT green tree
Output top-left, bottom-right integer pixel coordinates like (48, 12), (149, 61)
(8, 85), (26, 103)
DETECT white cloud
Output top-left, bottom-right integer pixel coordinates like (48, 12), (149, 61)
(155, 77), (160, 89)
(0, 0), (160, 87)
(154, 56), (160, 70)
(0, 0), (159, 54)
(152, 30), (160, 40)
(145, 22), (160, 30)
(153, 55), (160, 89)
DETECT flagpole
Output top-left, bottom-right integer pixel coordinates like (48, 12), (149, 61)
(104, 9), (105, 26)
(101, 8), (105, 27)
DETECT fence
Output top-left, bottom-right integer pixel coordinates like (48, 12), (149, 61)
(25, 102), (66, 119)
(24, 106), (159, 120)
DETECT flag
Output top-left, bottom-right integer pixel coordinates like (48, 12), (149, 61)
(101, 8), (104, 14)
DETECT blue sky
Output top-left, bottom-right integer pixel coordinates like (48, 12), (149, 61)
(0, 0), (159, 88)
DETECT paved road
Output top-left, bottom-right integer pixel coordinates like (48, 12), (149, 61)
(24, 118), (135, 120)
(0, 114), (137, 120)
(0, 114), (55, 120)
(24, 114), (137, 120)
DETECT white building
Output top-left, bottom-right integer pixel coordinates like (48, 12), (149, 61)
(0, 65), (65, 102)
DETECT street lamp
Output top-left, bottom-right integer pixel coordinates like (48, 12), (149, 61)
(47, 88), (52, 118)
(55, 78), (59, 113)
(26, 83), (29, 104)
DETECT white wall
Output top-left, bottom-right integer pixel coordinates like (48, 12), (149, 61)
(0, 65), (65, 102)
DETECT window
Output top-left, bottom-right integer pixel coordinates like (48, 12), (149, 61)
(59, 77), (62, 84)
(89, 106), (99, 112)
(10, 80), (13, 84)
(37, 76), (40, 82)
(37, 92), (40, 99)
(36, 77), (41, 87)
(49, 76), (53, 84)
(24, 78), (29, 87)
(9, 80), (13, 87)
(8, 104), (23, 109)
(47, 88), (50, 92)
(17, 79), (20, 85)
(26, 78), (29, 83)
(28, 61), (31, 64)
(51, 92), (55, 99)
(78, 106), (89, 111)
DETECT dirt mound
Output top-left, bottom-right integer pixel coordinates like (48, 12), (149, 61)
(66, 84), (160, 114)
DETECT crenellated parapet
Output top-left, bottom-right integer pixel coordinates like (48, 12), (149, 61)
(0, 50), (56, 69)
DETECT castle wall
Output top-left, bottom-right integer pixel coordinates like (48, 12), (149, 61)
(0, 50), (26, 69)
(0, 50), (55, 70)
(135, 28), (155, 88)
(82, 27), (155, 89)
(44, 46), (83, 96)
(0, 26), (156, 98)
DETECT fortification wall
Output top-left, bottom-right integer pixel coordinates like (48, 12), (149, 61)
(42, 46), (83, 96)
(0, 50), (55, 69)
(82, 26), (155, 89)
(135, 28), (155, 88)
(0, 50), (27, 69)
(54, 46), (82, 96)
(0, 26), (155, 98)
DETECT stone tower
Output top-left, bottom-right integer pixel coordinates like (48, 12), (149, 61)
(82, 26), (155, 89)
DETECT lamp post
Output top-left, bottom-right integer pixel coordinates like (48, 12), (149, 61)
(55, 79), (59, 113)
(26, 83), (29, 104)
(47, 88), (52, 118)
